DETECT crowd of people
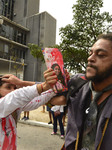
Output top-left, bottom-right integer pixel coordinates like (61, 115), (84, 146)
(1, 33), (112, 150)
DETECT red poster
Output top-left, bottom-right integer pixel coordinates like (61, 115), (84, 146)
(42, 48), (68, 93)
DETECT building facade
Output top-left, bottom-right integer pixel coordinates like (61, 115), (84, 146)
(0, 0), (56, 81)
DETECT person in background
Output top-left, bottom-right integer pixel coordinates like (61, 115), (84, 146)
(22, 111), (30, 120)
(51, 105), (65, 139)
(42, 105), (45, 113)
(46, 105), (52, 124)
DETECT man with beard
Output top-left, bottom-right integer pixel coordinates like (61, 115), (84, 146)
(50, 33), (112, 150)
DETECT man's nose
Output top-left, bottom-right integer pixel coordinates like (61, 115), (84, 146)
(88, 53), (96, 62)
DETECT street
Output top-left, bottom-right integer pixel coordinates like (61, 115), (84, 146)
(17, 122), (65, 150)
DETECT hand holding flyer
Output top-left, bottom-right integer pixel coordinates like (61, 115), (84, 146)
(42, 48), (68, 93)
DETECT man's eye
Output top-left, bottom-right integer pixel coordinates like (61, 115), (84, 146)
(97, 53), (106, 57)
(7, 85), (11, 89)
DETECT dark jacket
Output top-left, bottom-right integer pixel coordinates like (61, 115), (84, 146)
(65, 75), (112, 150)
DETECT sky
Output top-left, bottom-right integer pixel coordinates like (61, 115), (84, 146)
(40, 0), (112, 44)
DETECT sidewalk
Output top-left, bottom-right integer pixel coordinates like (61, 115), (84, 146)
(19, 119), (54, 129)
(19, 106), (67, 130)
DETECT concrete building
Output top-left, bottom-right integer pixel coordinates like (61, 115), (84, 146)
(0, 0), (56, 81)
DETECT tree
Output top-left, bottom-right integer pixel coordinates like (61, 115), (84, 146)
(59, 0), (112, 73)
(9, 45), (24, 77)
(28, 43), (44, 61)
(28, 43), (61, 61)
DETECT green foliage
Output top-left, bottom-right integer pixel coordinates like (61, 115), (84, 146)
(28, 43), (62, 62)
(28, 43), (45, 62)
(59, 0), (112, 72)
(9, 45), (23, 76)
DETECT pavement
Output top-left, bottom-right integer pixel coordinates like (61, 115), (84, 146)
(17, 122), (65, 150)
(19, 119), (66, 130)
(19, 119), (54, 129)
(19, 106), (67, 130)
(17, 106), (67, 149)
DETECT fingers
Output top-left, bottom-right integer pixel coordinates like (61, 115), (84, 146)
(1, 77), (9, 82)
(44, 68), (58, 89)
(2, 74), (13, 78)
(1, 74), (20, 85)
(44, 68), (58, 81)
(1, 74), (11, 82)
(2, 74), (17, 82)
(44, 68), (55, 77)
(65, 69), (70, 82)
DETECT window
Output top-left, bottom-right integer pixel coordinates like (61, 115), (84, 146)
(1, 23), (27, 45)
(0, 41), (4, 52)
(4, 44), (9, 59)
(4, 44), (9, 53)
(1, 0), (15, 20)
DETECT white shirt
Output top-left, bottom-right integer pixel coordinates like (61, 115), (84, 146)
(0, 85), (55, 150)
(51, 105), (65, 112)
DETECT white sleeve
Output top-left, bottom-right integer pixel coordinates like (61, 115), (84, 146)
(0, 85), (38, 118)
(22, 89), (56, 111)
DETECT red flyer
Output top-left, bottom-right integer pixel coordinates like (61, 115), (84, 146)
(42, 48), (68, 93)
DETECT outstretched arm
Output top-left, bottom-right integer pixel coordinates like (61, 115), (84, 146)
(2, 68), (58, 94)
(0, 69), (58, 117)
(2, 74), (35, 87)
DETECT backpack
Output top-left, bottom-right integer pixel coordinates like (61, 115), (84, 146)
(67, 75), (88, 106)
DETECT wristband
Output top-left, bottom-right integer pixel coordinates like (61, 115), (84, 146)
(41, 83), (44, 93)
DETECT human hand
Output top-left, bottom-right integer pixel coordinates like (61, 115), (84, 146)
(65, 69), (70, 82)
(2, 74), (22, 87)
(42, 68), (58, 91)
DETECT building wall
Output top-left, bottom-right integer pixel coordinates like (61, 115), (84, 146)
(0, 17), (29, 80)
(0, 0), (56, 82)
(42, 12), (56, 48)
(0, 59), (23, 79)
(0, 60), (10, 74)
(13, 0), (40, 26)
(13, 0), (25, 25)
(24, 11), (56, 81)
(27, 0), (40, 17)
(26, 14), (40, 44)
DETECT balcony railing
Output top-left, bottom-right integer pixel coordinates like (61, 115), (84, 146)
(0, 51), (24, 63)
(0, 51), (10, 60)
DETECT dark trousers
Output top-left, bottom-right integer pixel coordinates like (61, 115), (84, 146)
(52, 111), (64, 135)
